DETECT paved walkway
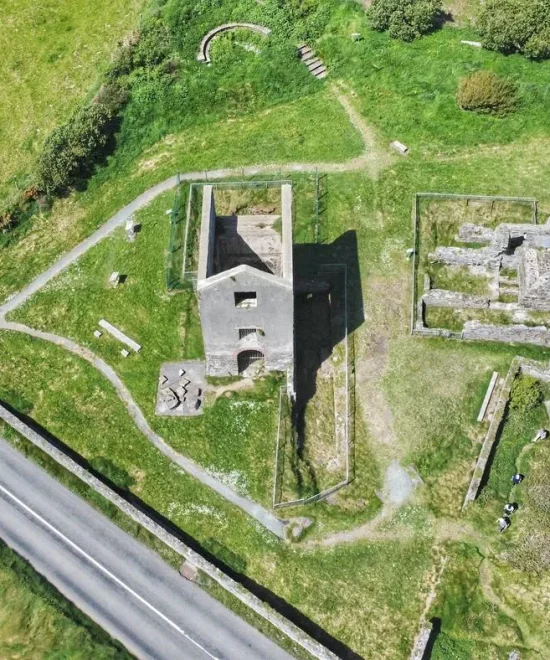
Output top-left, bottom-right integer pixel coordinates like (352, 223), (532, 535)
(0, 89), (387, 539)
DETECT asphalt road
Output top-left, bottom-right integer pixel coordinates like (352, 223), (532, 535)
(0, 438), (293, 660)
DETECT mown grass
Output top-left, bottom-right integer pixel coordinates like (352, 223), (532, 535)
(7, 162), (550, 656)
(11, 175), (383, 524)
(0, 90), (363, 304)
(0, 539), (130, 659)
(0, 0), (145, 202)
(10, 190), (280, 505)
(0, 328), (435, 658)
(321, 14), (550, 152)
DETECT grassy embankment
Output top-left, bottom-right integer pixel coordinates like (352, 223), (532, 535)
(0, 538), (130, 659)
(0, 0), (145, 203)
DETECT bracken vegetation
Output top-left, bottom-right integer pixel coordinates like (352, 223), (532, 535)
(457, 70), (517, 116)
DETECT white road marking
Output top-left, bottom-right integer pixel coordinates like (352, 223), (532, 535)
(0, 482), (219, 660)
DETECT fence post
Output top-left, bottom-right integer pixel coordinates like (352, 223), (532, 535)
(314, 169), (320, 244)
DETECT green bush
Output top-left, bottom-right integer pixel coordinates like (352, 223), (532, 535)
(369, 0), (443, 41)
(431, 632), (473, 660)
(509, 374), (543, 412)
(478, 0), (550, 59)
(457, 71), (517, 115)
(93, 81), (129, 114)
(36, 103), (115, 194)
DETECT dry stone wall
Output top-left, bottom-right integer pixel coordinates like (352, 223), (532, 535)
(462, 358), (521, 509)
(462, 321), (550, 347)
(423, 289), (489, 309)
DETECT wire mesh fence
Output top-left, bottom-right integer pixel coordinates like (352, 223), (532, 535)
(165, 174), (187, 291)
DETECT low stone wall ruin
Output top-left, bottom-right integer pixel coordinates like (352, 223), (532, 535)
(413, 321), (550, 348)
(462, 321), (550, 347)
(423, 289), (489, 309)
(462, 358), (521, 509)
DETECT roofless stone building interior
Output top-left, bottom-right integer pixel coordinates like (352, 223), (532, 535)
(197, 183), (295, 391)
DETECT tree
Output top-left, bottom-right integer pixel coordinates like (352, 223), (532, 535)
(37, 104), (114, 194)
(457, 71), (517, 116)
(369, 0), (443, 42)
(478, 0), (550, 59)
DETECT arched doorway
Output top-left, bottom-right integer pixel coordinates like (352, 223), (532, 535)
(237, 350), (264, 375)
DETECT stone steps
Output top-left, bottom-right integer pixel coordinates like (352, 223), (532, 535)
(297, 44), (327, 80)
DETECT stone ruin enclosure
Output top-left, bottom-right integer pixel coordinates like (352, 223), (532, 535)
(196, 184), (294, 390)
(416, 217), (550, 347)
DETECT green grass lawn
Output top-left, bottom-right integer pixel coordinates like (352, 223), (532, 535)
(0, 0), (145, 203)
(0, 539), (130, 659)
(0, 329), (434, 658)
(6, 0), (550, 656)
(8, 165), (550, 655)
(0, 89), (363, 305)
(10, 177), (382, 521)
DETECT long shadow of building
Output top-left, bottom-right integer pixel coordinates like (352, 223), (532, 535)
(291, 230), (364, 497)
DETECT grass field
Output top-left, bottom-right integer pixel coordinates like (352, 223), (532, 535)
(0, 539), (130, 659)
(5, 0), (550, 656)
(0, 0), (145, 203)
(8, 166), (550, 656)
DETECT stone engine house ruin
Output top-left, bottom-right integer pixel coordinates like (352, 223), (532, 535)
(197, 184), (294, 383)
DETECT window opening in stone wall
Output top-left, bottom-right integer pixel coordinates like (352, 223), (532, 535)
(234, 292), (257, 308)
(239, 328), (258, 339)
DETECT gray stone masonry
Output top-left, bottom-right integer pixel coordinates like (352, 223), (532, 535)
(457, 223), (495, 244)
(155, 361), (206, 416)
(518, 248), (550, 311)
(423, 289), (489, 309)
(409, 624), (432, 660)
(463, 321), (550, 347)
(463, 358), (520, 508)
(197, 184), (294, 379)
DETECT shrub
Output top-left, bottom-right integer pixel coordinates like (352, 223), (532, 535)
(478, 0), (550, 59)
(509, 375), (543, 412)
(93, 81), (129, 114)
(457, 71), (517, 115)
(369, 0), (443, 42)
(37, 103), (115, 194)
(132, 18), (173, 69)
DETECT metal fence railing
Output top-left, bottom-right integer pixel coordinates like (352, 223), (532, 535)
(165, 173), (186, 291)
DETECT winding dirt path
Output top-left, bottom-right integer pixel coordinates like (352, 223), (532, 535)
(0, 88), (390, 539)
(0, 321), (288, 538)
